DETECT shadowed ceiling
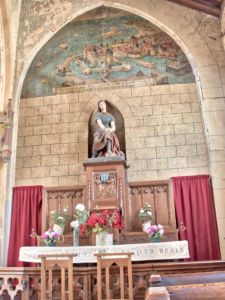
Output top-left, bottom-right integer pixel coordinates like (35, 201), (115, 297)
(167, 0), (222, 17)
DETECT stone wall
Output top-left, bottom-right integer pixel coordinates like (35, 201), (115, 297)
(15, 80), (209, 186)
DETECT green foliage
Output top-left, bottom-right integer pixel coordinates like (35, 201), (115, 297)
(139, 203), (152, 223)
(50, 207), (69, 228)
(74, 203), (89, 224)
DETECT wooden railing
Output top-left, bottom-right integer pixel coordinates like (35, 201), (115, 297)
(1, 261), (225, 300)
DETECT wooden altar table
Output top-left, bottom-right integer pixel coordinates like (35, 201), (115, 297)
(19, 241), (189, 264)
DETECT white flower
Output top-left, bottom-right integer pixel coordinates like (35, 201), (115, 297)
(140, 209), (144, 214)
(158, 224), (163, 230)
(75, 203), (85, 212)
(143, 222), (151, 233)
(49, 232), (55, 238)
(147, 211), (152, 216)
(159, 229), (164, 236)
(58, 216), (64, 220)
(50, 210), (55, 214)
(157, 224), (164, 236)
(71, 220), (79, 228)
(63, 208), (68, 212)
(53, 224), (64, 234)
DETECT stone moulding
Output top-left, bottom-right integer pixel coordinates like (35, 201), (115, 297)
(0, 99), (13, 162)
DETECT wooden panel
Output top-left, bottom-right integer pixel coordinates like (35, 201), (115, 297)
(124, 181), (177, 243)
(43, 186), (85, 230)
(84, 159), (127, 211)
(42, 186), (85, 242)
(92, 170), (118, 208)
(167, 283), (225, 300)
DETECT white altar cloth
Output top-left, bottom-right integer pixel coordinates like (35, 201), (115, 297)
(19, 241), (189, 264)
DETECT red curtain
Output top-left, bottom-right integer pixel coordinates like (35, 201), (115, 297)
(7, 186), (42, 267)
(172, 175), (221, 261)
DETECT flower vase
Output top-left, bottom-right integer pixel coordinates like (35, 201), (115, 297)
(149, 236), (161, 243)
(73, 227), (79, 247)
(48, 241), (57, 247)
(96, 232), (113, 246)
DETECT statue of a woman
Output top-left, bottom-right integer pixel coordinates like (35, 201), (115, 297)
(91, 100), (122, 158)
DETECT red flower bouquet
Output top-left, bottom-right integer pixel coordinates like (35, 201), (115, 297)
(79, 209), (124, 236)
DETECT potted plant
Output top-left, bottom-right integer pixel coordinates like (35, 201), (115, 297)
(71, 203), (89, 246)
(50, 207), (69, 234)
(40, 228), (62, 246)
(142, 223), (164, 242)
(139, 203), (152, 224)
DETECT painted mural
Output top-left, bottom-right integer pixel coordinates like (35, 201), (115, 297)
(21, 8), (195, 98)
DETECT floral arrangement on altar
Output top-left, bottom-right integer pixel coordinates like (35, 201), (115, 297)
(139, 203), (152, 224)
(71, 203), (89, 228)
(50, 207), (69, 232)
(40, 228), (62, 246)
(79, 209), (124, 236)
(143, 223), (164, 241)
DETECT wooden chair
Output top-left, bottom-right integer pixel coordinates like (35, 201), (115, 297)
(95, 252), (134, 300)
(38, 253), (77, 300)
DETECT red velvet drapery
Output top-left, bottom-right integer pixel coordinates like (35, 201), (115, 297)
(7, 186), (42, 267)
(172, 175), (221, 261)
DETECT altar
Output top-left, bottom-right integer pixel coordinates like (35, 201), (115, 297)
(19, 240), (189, 264)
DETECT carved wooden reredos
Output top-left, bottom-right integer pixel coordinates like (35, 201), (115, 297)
(43, 178), (177, 245)
(124, 181), (177, 243)
(42, 186), (85, 233)
(88, 101), (126, 158)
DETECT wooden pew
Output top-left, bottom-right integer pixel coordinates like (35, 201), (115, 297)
(145, 271), (225, 300)
(167, 282), (225, 299)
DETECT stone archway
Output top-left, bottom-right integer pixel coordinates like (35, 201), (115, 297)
(2, 0), (225, 264)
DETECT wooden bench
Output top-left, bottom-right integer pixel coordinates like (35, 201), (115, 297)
(145, 271), (225, 300)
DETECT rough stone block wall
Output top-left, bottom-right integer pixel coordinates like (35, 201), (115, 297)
(15, 81), (209, 186)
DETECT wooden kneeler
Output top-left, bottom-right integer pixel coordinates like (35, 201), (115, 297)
(38, 253), (77, 300)
(95, 252), (134, 300)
